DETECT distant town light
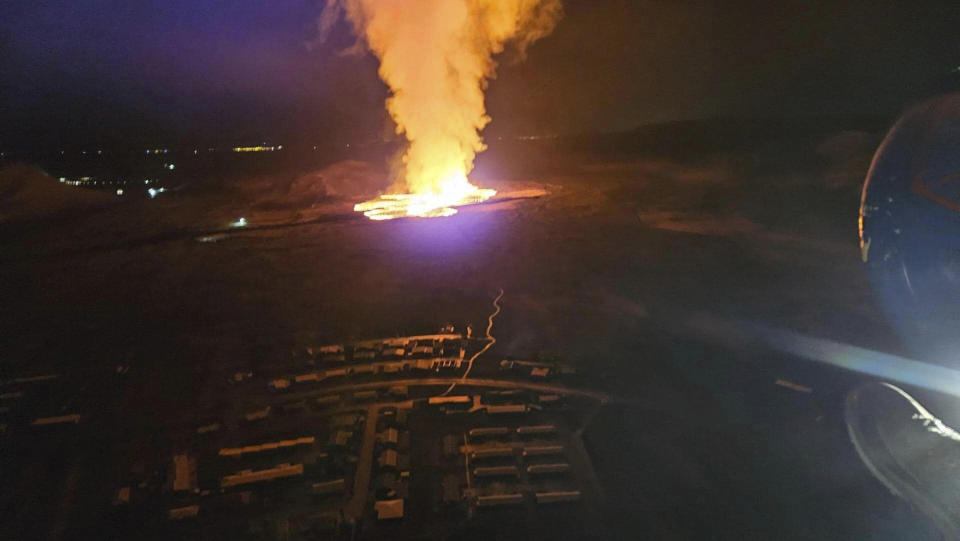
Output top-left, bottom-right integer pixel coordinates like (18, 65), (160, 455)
(116, 188), (124, 195)
(148, 188), (158, 198)
(168, 164), (175, 170)
(59, 177), (66, 182)
(229, 217), (247, 228)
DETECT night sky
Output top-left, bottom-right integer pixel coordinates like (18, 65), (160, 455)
(2, 0), (959, 149)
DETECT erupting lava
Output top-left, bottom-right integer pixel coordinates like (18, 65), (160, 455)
(353, 173), (496, 220)
(318, 0), (562, 220)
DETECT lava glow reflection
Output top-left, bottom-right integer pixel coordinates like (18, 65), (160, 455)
(354, 172), (496, 221)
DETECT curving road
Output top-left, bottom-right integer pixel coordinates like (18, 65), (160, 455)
(278, 376), (615, 404)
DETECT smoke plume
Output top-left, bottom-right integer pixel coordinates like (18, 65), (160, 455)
(319, 0), (563, 196)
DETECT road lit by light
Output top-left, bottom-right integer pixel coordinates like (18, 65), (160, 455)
(229, 217), (247, 228)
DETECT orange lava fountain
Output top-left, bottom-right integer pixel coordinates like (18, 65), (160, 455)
(320, 0), (562, 221)
(354, 173), (496, 220)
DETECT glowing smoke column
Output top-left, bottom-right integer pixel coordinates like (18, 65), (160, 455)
(323, 0), (563, 219)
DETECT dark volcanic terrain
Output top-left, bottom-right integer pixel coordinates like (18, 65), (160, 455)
(0, 118), (943, 539)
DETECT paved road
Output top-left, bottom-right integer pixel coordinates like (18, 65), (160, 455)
(278, 377), (615, 404)
(343, 399), (415, 522)
(345, 403), (380, 521)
